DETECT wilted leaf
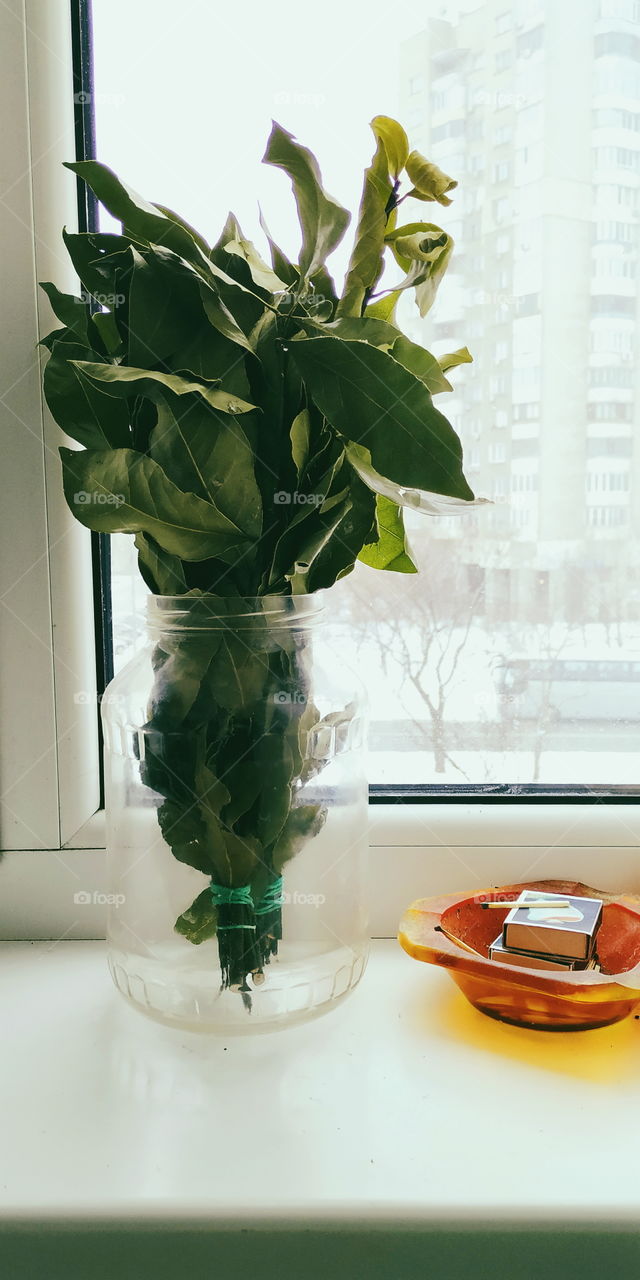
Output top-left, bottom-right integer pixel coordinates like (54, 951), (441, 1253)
(405, 151), (457, 205)
(263, 122), (350, 278)
(371, 115), (409, 178)
(439, 346), (473, 374)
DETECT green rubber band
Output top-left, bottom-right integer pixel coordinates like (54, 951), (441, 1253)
(254, 876), (284, 915)
(210, 882), (256, 929)
(210, 883), (253, 908)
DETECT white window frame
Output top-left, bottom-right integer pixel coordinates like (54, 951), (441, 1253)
(1, 0), (639, 944)
(0, 0), (99, 856)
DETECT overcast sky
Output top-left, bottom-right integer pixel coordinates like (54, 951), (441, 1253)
(92, 0), (466, 279)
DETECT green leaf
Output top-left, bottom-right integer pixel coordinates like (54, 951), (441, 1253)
(337, 137), (392, 318)
(61, 229), (137, 301)
(59, 446), (252, 560)
(358, 495), (417, 573)
(152, 203), (211, 255)
(272, 804), (326, 874)
(199, 283), (254, 352)
(405, 151), (457, 205)
(439, 346), (473, 374)
(290, 408), (311, 478)
(125, 245), (205, 368)
(174, 887), (218, 945)
(259, 207), (300, 286)
(149, 635), (219, 725)
(364, 290), (401, 323)
(263, 122), (350, 278)
(158, 800), (214, 875)
(222, 226), (288, 293)
(301, 315), (399, 348)
(149, 399), (262, 539)
(206, 633), (268, 713)
(65, 160), (210, 268)
(391, 334), (453, 394)
(371, 115), (409, 179)
(253, 735), (295, 849)
(39, 282), (93, 347)
(71, 361), (256, 416)
(290, 337), (474, 501)
(307, 473), (377, 590)
(135, 532), (187, 594)
(43, 337), (131, 450)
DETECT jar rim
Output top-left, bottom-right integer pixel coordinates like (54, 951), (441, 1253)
(146, 592), (325, 632)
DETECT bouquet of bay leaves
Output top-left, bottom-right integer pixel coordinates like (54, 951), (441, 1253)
(41, 116), (477, 1002)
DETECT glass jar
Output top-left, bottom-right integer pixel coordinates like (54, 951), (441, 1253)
(101, 594), (369, 1033)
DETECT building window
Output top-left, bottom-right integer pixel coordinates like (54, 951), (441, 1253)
(587, 402), (634, 422)
(594, 147), (640, 172)
(593, 108), (640, 131)
(409, 74), (425, 95)
(587, 506), (629, 527)
(587, 437), (634, 457)
(593, 221), (638, 245)
(493, 161), (511, 182)
(517, 26), (544, 59)
(586, 471), (630, 492)
(496, 48), (512, 73)
(594, 33), (640, 60)
(590, 294), (636, 317)
(515, 293), (541, 316)
(588, 366), (635, 387)
(514, 403), (541, 421)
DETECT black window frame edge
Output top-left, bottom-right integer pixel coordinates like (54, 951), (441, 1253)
(69, 0), (639, 810)
(70, 0), (112, 807)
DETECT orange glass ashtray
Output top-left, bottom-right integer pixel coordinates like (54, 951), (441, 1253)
(399, 879), (640, 1031)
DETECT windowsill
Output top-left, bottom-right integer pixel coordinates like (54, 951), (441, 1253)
(2, 939), (640, 1235)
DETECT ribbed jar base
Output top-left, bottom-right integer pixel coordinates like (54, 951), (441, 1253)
(107, 943), (369, 1034)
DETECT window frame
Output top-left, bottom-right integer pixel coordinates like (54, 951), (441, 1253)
(1, 0), (639, 944)
(0, 0), (100, 855)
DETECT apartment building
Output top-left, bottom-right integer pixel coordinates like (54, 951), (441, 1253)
(400, 0), (640, 622)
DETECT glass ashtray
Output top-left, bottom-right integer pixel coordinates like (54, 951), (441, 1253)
(398, 879), (640, 1031)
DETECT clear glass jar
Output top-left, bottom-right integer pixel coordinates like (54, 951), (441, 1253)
(101, 594), (369, 1033)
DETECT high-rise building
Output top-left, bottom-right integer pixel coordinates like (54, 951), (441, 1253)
(400, 0), (640, 623)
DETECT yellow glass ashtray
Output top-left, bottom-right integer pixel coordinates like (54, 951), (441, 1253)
(399, 879), (640, 1031)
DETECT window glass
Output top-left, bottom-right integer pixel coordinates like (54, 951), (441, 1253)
(94, 0), (640, 788)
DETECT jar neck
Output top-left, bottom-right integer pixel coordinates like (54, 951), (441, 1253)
(146, 593), (324, 637)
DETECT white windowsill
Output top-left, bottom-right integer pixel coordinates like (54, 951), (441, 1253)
(1, 939), (639, 1241)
